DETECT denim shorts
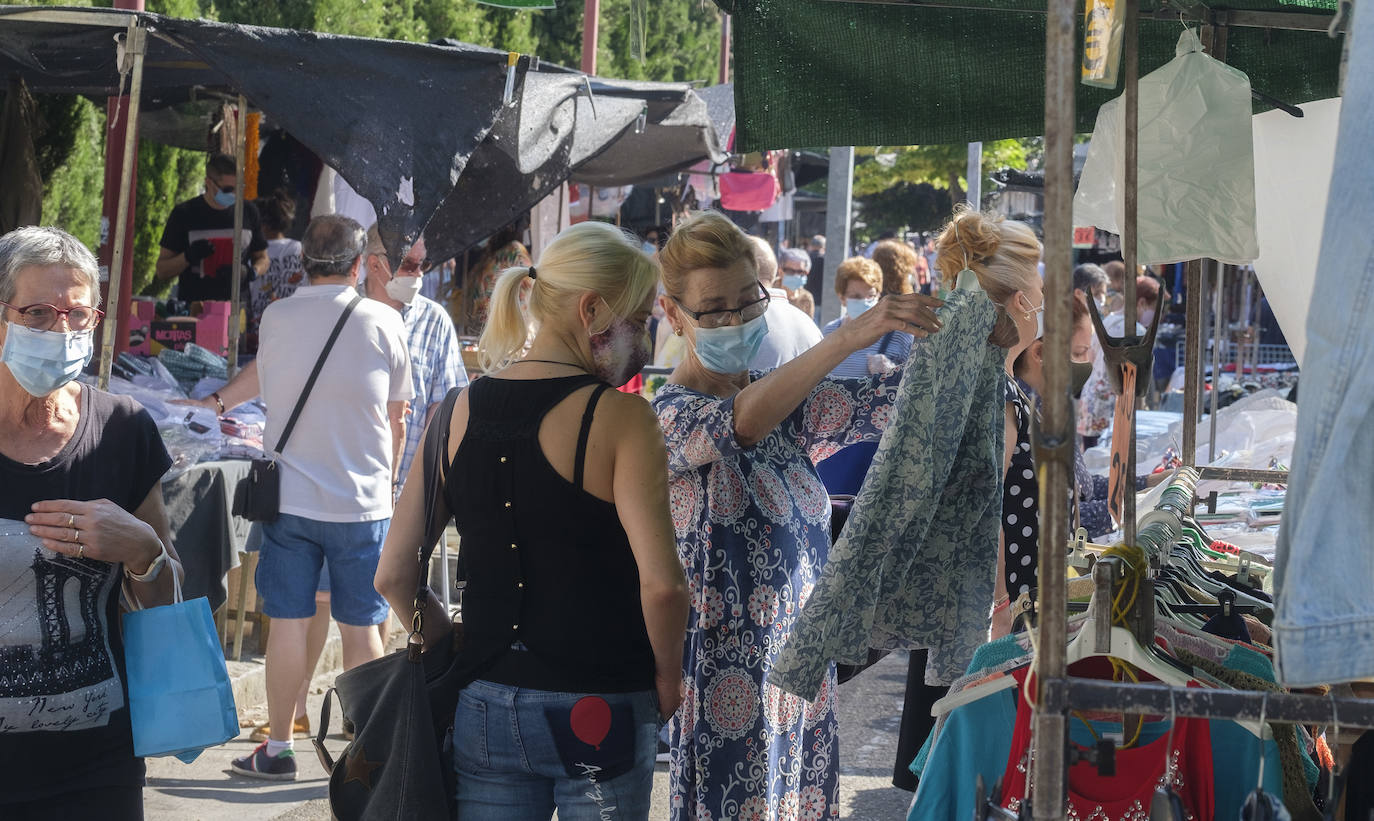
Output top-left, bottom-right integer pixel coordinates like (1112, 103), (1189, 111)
(255, 513), (390, 626)
(453, 680), (660, 820)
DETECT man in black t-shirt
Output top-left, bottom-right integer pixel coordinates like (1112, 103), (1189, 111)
(155, 153), (269, 301)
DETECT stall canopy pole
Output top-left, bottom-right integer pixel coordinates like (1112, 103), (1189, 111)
(1209, 261), (1225, 461)
(1031, 0), (1077, 810)
(966, 142), (983, 207)
(821, 146), (854, 327)
(1122, 0), (1141, 545)
(582, 0), (600, 75)
(1182, 259), (1203, 473)
(226, 94), (247, 378)
(96, 18), (147, 391)
(719, 13), (731, 85)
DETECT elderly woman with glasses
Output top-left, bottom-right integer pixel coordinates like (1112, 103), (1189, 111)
(0, 226), (183, 820)
(651, 213), (943, 821)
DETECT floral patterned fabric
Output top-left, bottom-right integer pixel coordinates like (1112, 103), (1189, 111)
(653, 368), (903, 821)
(771, 285), (1006, 697)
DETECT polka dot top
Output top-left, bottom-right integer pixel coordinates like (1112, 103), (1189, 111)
(1003, 375), (1039, 597)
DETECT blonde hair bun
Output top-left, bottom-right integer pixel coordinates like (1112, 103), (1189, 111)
(933, 207), (1042, 348)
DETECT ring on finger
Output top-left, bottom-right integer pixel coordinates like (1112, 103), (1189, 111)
(72, 527), (81, 543)
(68, 513), (77, 528)
(78, 542), (85, 559)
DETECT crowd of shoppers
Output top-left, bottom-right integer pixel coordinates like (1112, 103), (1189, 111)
(0, 168), (1178, 820)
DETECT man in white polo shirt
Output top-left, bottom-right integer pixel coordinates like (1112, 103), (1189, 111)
(216, 215), (412, 781)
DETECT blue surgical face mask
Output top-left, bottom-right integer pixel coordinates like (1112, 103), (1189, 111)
(213, 189), (236, 208)
(845, 296), (879, 319)
(691, 313), (769, 374)
(1, 324), (94, 397)
(782, 273), (807, 291)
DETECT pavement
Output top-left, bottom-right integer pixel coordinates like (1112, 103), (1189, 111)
(146, 650), (917, 820)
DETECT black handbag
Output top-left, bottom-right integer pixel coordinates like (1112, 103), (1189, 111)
(233, 294), (361, 522)
(313, 386), (467, 820)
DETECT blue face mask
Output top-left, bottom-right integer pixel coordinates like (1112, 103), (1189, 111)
(213, 189), (236, 208)
(845, 296), (879, 319)
(782, 273), (807, 291)
(1, 324), (94, 397)
(691, 313), (769, 374)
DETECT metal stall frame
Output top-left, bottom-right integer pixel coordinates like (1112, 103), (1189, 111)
(1031, 3), (1350, 820)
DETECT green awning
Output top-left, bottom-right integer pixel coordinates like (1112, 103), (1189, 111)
(719, 0), (1341, 150)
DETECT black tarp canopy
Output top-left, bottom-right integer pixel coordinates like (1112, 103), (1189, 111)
(0, 5), (730, 265)
(0, 5), (525, 266)
(424, 72), (728, 263)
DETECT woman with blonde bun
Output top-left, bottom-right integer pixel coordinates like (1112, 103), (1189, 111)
(377, 221), (689, 819)
(932, 208), (1046, 636)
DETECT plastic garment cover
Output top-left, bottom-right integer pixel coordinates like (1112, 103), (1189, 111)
(1073, 29), (1259, 266)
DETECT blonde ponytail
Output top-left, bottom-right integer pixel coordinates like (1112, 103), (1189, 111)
(477, 221), (660, 373)
(477, 265), (535, 373)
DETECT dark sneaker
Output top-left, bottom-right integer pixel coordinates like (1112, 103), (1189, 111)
(231, 742), (298, 781)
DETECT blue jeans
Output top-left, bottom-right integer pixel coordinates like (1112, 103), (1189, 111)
(453, 680), (659, 820)
(1273, 0), (1374, 687)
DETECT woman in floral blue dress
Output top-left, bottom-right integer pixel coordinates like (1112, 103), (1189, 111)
(652, 213), (946, 821)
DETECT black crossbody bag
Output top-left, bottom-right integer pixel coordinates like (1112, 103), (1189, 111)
(233, 294), (362, 522)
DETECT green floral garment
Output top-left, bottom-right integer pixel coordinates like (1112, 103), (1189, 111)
(771, 283), (1006, 697)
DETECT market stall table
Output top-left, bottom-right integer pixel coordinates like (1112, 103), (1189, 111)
(160, 458), (263, 657)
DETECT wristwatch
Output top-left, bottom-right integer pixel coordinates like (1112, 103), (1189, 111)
(125, 543), (170, 583)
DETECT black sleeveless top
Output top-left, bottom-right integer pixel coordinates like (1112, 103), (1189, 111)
(447, 374), (655, 694)
(1002, 375), (1040, 598)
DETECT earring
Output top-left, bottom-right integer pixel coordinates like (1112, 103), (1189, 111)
(674, 326), (684, 336)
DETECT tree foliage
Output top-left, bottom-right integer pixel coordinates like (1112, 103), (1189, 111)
(24, 0), (723, 297)
(853, 140), (1034, 203)
(855, 181), (953, 242)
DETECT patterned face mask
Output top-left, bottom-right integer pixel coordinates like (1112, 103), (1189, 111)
(589, 300), (652, 387)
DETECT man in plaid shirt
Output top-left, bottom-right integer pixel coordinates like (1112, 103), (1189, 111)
(360, 226), (468, 495)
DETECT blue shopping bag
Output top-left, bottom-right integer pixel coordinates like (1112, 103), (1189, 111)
(122, 586), (238, 763)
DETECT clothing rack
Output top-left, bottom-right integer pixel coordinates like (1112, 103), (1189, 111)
(1032, 0), (1362, 817)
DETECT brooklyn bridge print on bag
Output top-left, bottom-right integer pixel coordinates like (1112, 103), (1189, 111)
(0, 518), (124, 733)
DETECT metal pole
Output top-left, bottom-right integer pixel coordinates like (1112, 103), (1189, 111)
(581, 0), (600, 75)
(97, 19), (146, 391)
(719, 13), (731, 85)
(821, 147), (854, 327)
(966, 142), (983, 208)
(1182, 259), (1203, 470)
(226, 94), (247, 378)
(1032, 0), (1077, 810)
(1121, 0), (1140, 546)
(1208, 261), (1225, 462)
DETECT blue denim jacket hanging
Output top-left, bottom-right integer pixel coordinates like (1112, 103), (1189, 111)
(772, 276), (1006, 697)
(1273, 0), (1374, 688)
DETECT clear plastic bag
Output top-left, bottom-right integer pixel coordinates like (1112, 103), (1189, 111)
(1073, 29), (1259, 266)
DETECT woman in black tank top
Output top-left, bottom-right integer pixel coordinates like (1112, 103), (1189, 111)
(377, 222), (688, 820)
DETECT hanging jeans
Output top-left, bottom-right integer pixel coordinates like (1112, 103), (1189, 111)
(1273, 0), (1374, 687)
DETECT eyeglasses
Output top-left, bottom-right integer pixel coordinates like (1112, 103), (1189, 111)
(781, 265), (808, 276)
(0, 300), (105, 332)
(672, 288), (770, 330)
(208, 178), (233, 195)
(396, 256), (426, 276)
